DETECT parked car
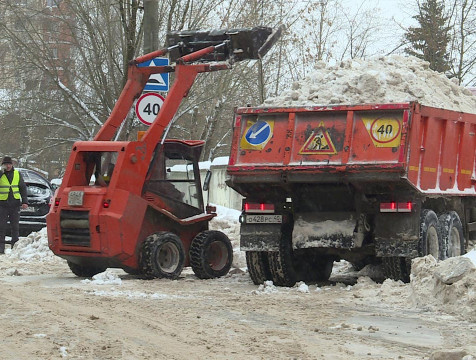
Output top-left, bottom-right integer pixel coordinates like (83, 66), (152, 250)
(14, 168), (53, 236)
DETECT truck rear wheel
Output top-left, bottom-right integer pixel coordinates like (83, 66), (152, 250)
(438, 211), (465, 258)
(139, 232), (185, 279)
(267, 234), (299, 287)
(246, 251), (272, 285)
(190, 230), (233, 279)
(419, 209), (443, 259)
(67, 261), (107, 278)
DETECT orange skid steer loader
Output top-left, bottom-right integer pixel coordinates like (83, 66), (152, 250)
(46, 27), (282, 279)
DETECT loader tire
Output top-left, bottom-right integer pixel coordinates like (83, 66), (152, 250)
(190, 230), (233, 279)
(267, 233), (298, 287)
(382, 257), (411, 283)
(246, 251), (272, 285)
(139, 232), (185, 280)
(438, 211), (465, 258)
(419, 209), (443, 259)
(67, 261), (106, 278)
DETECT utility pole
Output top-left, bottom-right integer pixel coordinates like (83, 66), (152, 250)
(143, 0), (158, 54)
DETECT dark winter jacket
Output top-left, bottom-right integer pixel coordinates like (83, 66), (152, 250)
(0, 168), (28, 207)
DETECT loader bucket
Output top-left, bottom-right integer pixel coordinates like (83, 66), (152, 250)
(166, 26), (283, 63)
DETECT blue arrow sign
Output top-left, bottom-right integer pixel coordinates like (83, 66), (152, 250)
(245, 120), (271, 146)
(137, 57), (169, 92)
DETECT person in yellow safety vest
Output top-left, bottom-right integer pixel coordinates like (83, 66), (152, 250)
(0, 156), (28, 254)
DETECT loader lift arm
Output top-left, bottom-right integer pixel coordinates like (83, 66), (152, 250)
(94, 26), (283, 147)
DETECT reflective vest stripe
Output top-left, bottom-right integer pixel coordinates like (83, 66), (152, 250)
(0, 171), (21, 200)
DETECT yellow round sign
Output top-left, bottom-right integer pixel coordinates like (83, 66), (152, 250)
(368, 117), (401, 147)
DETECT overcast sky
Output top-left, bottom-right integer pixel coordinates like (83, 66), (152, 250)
(341, 0), (418, 56)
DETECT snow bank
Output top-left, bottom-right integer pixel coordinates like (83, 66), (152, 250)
(411, 255), (476, 321)
(82, 270), (122, 285)
(8, 228), (57, 262)
(262, 55), (476, 114)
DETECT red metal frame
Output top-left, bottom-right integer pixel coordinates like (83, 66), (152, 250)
(228, 102), (476, 196)
(47, 45), (233, 269)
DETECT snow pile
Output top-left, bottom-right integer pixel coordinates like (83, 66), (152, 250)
(8, 228), (58, 262)
(262, 55), (476, 114)
(81, 270), (122, 285)
(252, 280), (278, 294)
(296, 281), (310, 293)
(410, 254), (476, 321)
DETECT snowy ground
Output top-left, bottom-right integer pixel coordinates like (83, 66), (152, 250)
(0, 206), (475, 359)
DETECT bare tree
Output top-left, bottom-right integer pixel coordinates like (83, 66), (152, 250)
(447, 0), (476, 85)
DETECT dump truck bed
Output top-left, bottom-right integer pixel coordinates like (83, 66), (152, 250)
(227, 102), (476, 195)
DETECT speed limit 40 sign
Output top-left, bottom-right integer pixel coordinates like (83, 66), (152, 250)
(135, 93), (165, 126)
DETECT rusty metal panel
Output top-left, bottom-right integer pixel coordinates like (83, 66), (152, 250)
(405, 105), (476, 194)
(439, 119), (459, 190)
(229, 103), (476, 197)
(234, 113), (289, 165)
(458, 122), (476, 190)
(348, 110), (405, 164)
(233, 104), (408, 169)
(290, 111), (347, 165)
(419, 115), (443, 190)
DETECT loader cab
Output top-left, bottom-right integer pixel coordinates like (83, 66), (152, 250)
(84, 151), (117, 187)
(144, 140), (205, 217)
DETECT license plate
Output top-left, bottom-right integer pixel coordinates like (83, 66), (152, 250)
(21, 206), (36, 213)
(68, 191), (84, 206)
(246, 214), (282, 224)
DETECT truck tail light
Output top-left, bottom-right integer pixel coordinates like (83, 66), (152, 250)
(397, 202), (413, 213)
(380, 202), (413, 213)
(243, 202), (275, 213)
(54, 198), (60, 206)
(103, 199), (111, 208)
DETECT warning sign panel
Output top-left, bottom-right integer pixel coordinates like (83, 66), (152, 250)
(299, 123), (337, 155)
(240, 119), (274, 150)
(363, 116), (402, 148)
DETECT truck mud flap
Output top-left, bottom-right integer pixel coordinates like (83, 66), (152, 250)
(240, 224), (281, 251)
(374, 213), (419, 257)
(291, 212), (356, 250)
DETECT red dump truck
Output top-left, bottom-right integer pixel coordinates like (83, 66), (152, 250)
(226, 102), (476, 285)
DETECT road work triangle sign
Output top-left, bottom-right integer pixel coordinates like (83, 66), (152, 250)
(299, 123), (337, 155)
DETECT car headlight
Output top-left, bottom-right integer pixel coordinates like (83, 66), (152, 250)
(27, 185), (51, 197)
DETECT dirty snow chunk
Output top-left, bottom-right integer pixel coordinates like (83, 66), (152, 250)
(59, 346), (68, 358)
(434, 257), (475, 285)
(296, 282), (309, 293)
(463, 249), (476, 266)
(81, 270), (122, 285)
(261, 55), (476, 115)
(331, 260), (354, 275)
(253, 280), (278, 294)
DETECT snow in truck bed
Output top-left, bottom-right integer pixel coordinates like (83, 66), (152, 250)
(262, 55), (476, 114)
